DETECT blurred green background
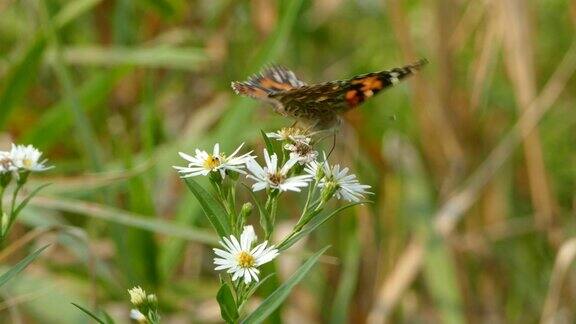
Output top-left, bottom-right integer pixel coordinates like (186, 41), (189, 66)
(1, 0), (576, 323)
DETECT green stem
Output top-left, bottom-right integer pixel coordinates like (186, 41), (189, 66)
(2, 182), (24, 243)
(0, 185), (5, 217)
(294, 179), (317, 228)
(264, 194), (278, 240)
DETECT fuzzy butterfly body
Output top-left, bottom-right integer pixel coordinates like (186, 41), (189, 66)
(231, 59), (427, 129)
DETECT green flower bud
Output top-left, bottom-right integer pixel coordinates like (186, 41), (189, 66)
(240, 202), (253, 219)
(146, 294), (158, 307)
(320, 181), (338, 204)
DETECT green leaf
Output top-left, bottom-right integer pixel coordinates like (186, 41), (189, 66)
(241, 246), (330, 324)
(277, 202), (367, 251)
(71, 303), (106, 324)
(243, 273), (274, 302)
(0, 39), (45, 129)
(184, 178), (231, 237)
(217, 283), (239, 323)
(0, 245), (49, 287)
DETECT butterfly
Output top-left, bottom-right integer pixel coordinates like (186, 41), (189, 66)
(231, 59), (427, 129)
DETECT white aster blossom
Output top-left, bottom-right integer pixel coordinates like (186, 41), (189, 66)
(284, 140), (318, 165)
(0, 151), (16, 174)
(128, 286), (147, 306)
(10, 144), (52, 172)
(266, 127), (310, 144)
(246, 149), (312, 192)
(306, 160), (371, 202)
(213, 226), (279, 284)
(173, 143), (253, 179)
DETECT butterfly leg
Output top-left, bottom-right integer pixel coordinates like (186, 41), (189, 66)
(326, 130), (337, 159)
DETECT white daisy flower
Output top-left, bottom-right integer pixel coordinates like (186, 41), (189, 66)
(306, 160), (371, 202)
(10, 144), (52, 172)
(246, 149), (312, 192)
(0, 151), (16, 174)
(266, 127), (310, 144)
(173, 143), (253, 179)
(284, 141), (318, 165)
(213, 226), (279, 284)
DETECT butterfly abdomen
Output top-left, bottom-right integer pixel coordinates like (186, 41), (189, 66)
(344, 59), (428, 108)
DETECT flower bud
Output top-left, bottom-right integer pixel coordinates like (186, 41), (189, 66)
(128, 286), (147, 306)
(320, 181), (338, 204)
(240, 202), (253, 219)
(146, 294), (158, 307)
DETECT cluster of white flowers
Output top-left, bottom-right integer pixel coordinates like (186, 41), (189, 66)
(173, 127), (372, 283)
(0, 144), (52, 175)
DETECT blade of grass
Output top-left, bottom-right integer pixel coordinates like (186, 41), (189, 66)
(24, 195), (217, 244)
(39, 1), (104, 171)
(0, 245), (49, 288)
(57, 46), (207, 70)
(0, 0), (101, 129)
(0, 39), (45, 129)
(22, 68), (130, 148)
(71, 303), (106, 324)
(241, 246), (330, 324)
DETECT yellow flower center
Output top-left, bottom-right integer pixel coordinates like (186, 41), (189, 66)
(23, 158), (33, 169)
(203, 155), (221, 170)
(237, 251), (255, 268)
(279, 127), (307, 140)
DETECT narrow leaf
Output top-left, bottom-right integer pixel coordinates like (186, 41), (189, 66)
(260, 130), (277, 156)
(0, 245), (49, 287)
(12, 183), (51, 218)
(241, 246), (330, 324)
(184, 178), (231, 237)
(278, 202), (367, 250)
(217, 283), (239, 323)
(71, 303), (106, 324)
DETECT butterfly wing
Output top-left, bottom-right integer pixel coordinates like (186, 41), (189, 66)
(231, 59), (427, 129)
(231, 65), (307, 100)
(273, 59), (428, 115)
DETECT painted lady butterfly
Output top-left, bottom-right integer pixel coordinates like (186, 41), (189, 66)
(232, 59), (427, 129)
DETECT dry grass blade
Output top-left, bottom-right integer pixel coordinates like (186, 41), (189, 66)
(540, 238), (576, 323)
(367, 237), (425, 324)
(435, 40), (576, 235)
(499, 0), (557, 227)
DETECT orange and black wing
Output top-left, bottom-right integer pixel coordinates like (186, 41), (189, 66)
(231, 65), (307, 100)
(271, 59), (428, 115)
